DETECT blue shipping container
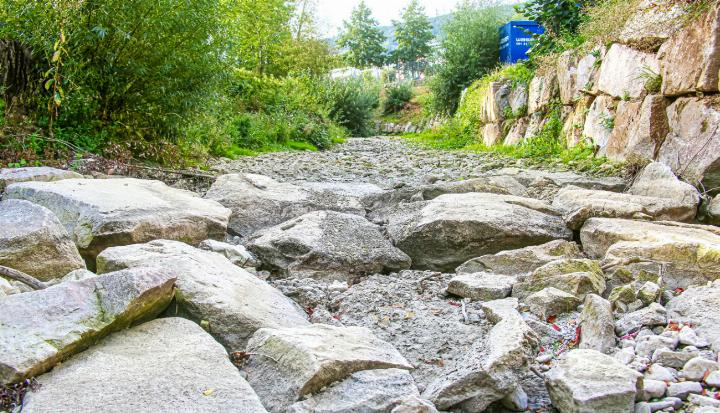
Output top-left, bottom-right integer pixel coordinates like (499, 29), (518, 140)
(499, 21), (545, 64)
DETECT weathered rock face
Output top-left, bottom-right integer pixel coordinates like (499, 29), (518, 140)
(0, 199), (85, 281)
(456, 240), (584, 275)
(707, 196), (720, 226)
(96, 240), (309, 351)
(0, 267), (176, 384)
(524, 112), (545, 140)
(525, 287), (581, 319)
(246, 211), (411, 280)
(505, 118), (528, 146)
(447, 272), (516, 301)
(509, 84), (528, 116)
(480, 82), (511, 124)
(198, 239), (258, 267)
(583, 95), (616, 149)
(619, 0), (688, 48)
(528, 74), (558, 114)
(384, 193), (572, 272)
(204, 173), (364, 239)
(557, 51), (580, 105)
(0, 167), (82, 192)
(287, 369), (426, 413)
(243, 324), (412, 412)
(512, 259), (605, 300)
(658, 97), (720, 189)
(667, 281), (720, 351)
(546, 349), (642, 413)
(579, 294), (616, 354)
(564, 96), (592, 148)
(482, 123), (503, 147)
(604, 95), (669, 162)
(4, 178), (230, 262)
(658, 2), (720, 96)
(580, 218), (720, 289)
(553, 162), (700, 230)
(22, 318), (267, 413)
(597, 43), (659, 99)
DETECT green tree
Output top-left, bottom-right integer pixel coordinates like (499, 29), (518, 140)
(393, 0), (434, 77)
(430, 0), (511, 114)
(337, 1), (387, 68)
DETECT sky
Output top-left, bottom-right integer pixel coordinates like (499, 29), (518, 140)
(315, 0), (459, 36)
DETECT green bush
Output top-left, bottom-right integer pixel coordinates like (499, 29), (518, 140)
(324, 78), (380, 137)
(383, 83), (414, 114)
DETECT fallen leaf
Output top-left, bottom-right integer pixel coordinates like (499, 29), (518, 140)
(546, 315), (557, 324)
(551, 324), (561, 332)
(203, 389), (215, 396)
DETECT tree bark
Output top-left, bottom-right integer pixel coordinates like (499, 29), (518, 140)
(0, 39), (38, 114)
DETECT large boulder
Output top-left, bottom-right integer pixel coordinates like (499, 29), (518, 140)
(667, 281), (720, 351)
(96, 240), (309, 351)
(604, 95), (669, 162)
(557, 51), (580, 105)
(619, 0), (689, 49)
(246, 211), (411, 280)
(456, 240), (584, 276)
(0, 199), (85, 281)
(658, 2), (720, 96)
(204, 173), (364, 238)
(287, 369), (427, 413)
(583, 95), (616, 149)
(384, 193), (572, 272)
(580, 218), (720, 289)
(527, 74), (558, 114)
(3, 178), (230, 262)
(658, 97), (720, 189)
(243, 324), (412, 412)
(0, 267), (176, 384)
(480, 81), (511, 124)
(22, 318), (267, 413)
(553, 162), (700, 230)
(0, 167), (82, 192)
(597, 43), (659, 99)
(525, 287), (581, 319)
(512, 259), (606, 300)
(546, 349), (642, 413)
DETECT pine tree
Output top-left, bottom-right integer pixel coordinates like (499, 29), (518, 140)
(393, 0), (434, 77)
(337, 1), (387, 68)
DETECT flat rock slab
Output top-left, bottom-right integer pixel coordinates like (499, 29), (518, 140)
(0, 199), (85, 281)
(580, 218), (720, 289)
(667, 281), (720, 351)
(204, 173), (365, 239)
(4, 178), (230, 261)
(447, 272), (516, 301)
(22, 318), (267, 413)
(512, 259), (605, 300)
(0, 167), (82, 192)
(96, 240), (309, 351)
(384, 193), (572, 272)
(247, 211), (411, 280)
(0, 268), (176, 384)
(456, 240), (584, 276)
(243, 324), (412, 412)
(546, 349), (642, 413)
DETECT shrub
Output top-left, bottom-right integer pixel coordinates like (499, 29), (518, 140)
(383, 83), (414, 114)
(324, 78), (380, 137)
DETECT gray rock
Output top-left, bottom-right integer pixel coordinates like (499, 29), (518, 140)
(680, 357), (719, 381)
(4, 178), (230, 261)
(456, 240), (584, 276)
(583, 95), (616, 149)
(0, 167), (82, 192)
(22, 318), (267, 413)
(644, 364), (676, 382)
(679, 325), (710, 348)
(246, 211), (411, 280)
(0, 199), (85, 281)
(58, 268), (97, 282)
(635, 335), (678, 358)
(501, 386), (529, 412)
(667, 281), (720, 353)
(579, 294), (616, 354)
(96, 240), (308, 351)
(706, 371), (720, 387)
(205, 173), (364, 238)
(615, 347), (636, 365)
(384, 193), (571, 272)
(597, 43), (659, 99)
(690, 393), (720, 409)
(619, 0), (688, 48)
(243, 324), (412, 412)
(667, 381), (703, 400)
(546, 349), (643, 413)
(512, 259), (606, 300)
(634, 402), (651, 413)
(0, 267), (175, 383)
(447, 272), (516, 301)
(640, 379), (667, 401)
(616, 303), (668, 335)
(707, 196), (720, 225)
(652, 348), (699, 369)
(287, 369), (424, 413)
(525, 287), (581, 319)
(198, 239), (258, 267)
(391, 396), (439, 413)
(580, 218), (720, 290)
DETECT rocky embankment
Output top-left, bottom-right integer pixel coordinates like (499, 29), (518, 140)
(1, 136), (720, 413)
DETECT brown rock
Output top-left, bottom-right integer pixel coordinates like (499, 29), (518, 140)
(528, 74), (558, 114)
(482, 123), (503, 147)
(605, 95), (669, 162)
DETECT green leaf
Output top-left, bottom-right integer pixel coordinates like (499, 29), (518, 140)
(53, 92), (62, 107)
(44, 79), (54, 91)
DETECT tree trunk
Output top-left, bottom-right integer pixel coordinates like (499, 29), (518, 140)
(0, 39), (38, 114)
